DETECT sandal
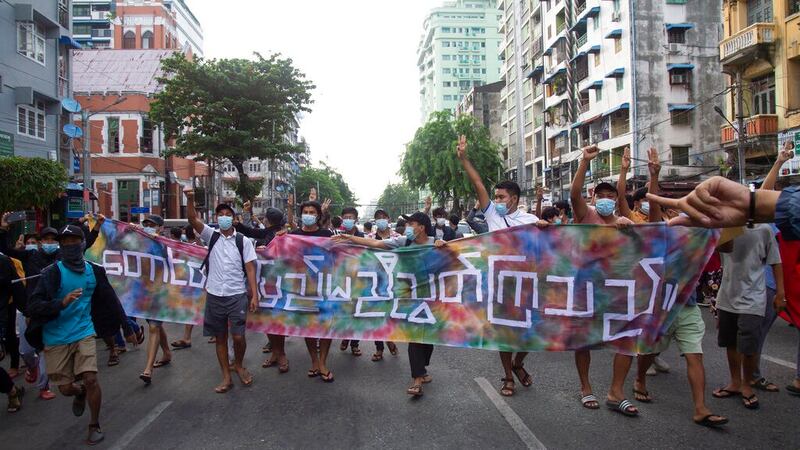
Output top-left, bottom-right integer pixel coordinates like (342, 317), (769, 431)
(170, 340), (192, 349)
(606, 399), (638, 417)
(581, 394), (600, 410)
(787, 384), (800, 396)
(500, 378), (515, 397)
(107, 354), (120, 367)
(512, 363), (533, 387)
(7, 385), (24, 413)
(262, 342), (272, 353)
(421, 374), (432, 384)
(339, 341), (349, 351)
(694, 414), (729, 428)
(208, 337), (216, 343)
(135, 327), (145, 345)
(742, 394), (759, 410)
(279, 362), (289, 373)
(712, 388), (741, 399)
(262, 359), (277, 368)
(387, 342), (398, 356)
(139, 373), (152, 386)
(407, 384), (423, 397)
(153, 359), (171, 368)
(321, 371), (335, 383)
(371, 352), (384, 362)
(307, 369), (320, 378)
(750, 377), (779, 392)
(214, 383), (233, 394)
(86, 423), (104, 446)
(633, 388), (653, 403)
(351, 346), (362, 357)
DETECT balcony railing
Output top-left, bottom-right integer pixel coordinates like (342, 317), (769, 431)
(556, 20), (566, 35)
(92, 28), (112, 38)
(719, 22), (775, 63)
(576, 33), (587, 48)
(578, 101), (590, 114)
(58, 76), (69, 98)
(576, 2), (587, 15)
(720, 114), (778, 144)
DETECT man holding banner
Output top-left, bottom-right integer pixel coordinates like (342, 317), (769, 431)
(186, 190), (259, 393)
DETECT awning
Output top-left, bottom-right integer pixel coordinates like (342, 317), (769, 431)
(543, 47), (553, 56)
(571, 121), (583, 129)
(667, 63), (695, 71)
(603, 103), (630, 117)
(555, 130), (568, 138)
(665, 23), (695, 31)
(526, 65), (544, 78)
(605, 29), (622, 39)
(605, 68), (625, 78)
(542, 67), (566, 84)
(668, 103), (696, 112)
(583, 114), (603, 125)
(584, 6), (601, 17)
(570, 51), (587, 63)
(570, 17), (588, 33)
(587, 45), (601, 54)
(579, 80), (604, 93)
(59, 35), (83, 50)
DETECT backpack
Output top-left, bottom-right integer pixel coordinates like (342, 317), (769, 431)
(200, 231), (246, 276)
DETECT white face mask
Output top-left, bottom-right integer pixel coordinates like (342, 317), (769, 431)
(436, 218), (447, 227)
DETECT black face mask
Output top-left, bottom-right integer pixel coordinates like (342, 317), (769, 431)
(60, 242), (86, 272)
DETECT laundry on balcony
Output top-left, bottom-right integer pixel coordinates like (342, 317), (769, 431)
(605, 68), (625, 78)
(667, 63), (695, 71)
(665, 23), (695, 31)
(605, 29), (622, 39)
(603, 103), (630, 117)
(668, 103), (696, 112)
(587, 45), (601, 54)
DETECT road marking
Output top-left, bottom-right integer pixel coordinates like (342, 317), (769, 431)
(475, 377), (547, 450)
(109, 400), (172, 450)
(762, 355), (797, 371)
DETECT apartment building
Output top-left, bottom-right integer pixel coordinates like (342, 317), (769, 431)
(417, 0), (503, 123)
(456, 80), (504, 141)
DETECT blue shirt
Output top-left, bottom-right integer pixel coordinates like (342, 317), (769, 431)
(43, 261), (96, 346)
(776, 186), (800, 240)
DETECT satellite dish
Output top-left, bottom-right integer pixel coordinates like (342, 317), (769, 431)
(63, 124), (83, 138)
(61, 98), (82, 113)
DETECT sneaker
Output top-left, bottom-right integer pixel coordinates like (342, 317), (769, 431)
(653, 356), (671, 373)
(72, 385), (87, 417)
(39, 389), (56, 400)
(87, 424), (104, 446)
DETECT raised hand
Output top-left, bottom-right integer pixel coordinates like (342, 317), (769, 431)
(322, 198), (332, 213)
(96, 214), (106, 226)
(184, 187), (195, 200)
(646, 176), (750, 228)
(424, 196), (432, 209)
(536, 186), (545, 201)
(308, 188), (318, 202)
(287, 193), (294, 208)
(456, 135), (467, 161)
(0, 212), (9, 229)
(621, 147), (631, 171)
(778, 140), (794, 164)
(15, 234), (24, 250)
(582, 145), (600, 162)
(648, 148), (661, 177)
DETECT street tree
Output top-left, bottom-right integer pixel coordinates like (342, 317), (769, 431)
(294, 164), (357, 211)
(0, 157), (68, 211)
(150, 52), (314, 202)
(377, 183), (420, 220)
(400, 111), (501, 215)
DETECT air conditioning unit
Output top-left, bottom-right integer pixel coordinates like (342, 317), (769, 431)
(668, 43), (681, 54)
(612, 11), (621, 22)
(669, 168), (679, 177)
(670, 73), (689, 85)
(48, 150), (57, 161)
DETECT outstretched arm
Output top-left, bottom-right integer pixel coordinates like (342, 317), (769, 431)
(647, 148), (662, 223)
(535, 186), (544, 218)
(762, 141), (793, 191)
(571, 146), (599, 222)
(617, 146), (632, 219)
(332, 233), (391, 249)
(456, 135), (490, 210)
(184, 189), (204, 235)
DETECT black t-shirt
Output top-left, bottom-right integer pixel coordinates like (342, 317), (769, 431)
(290, 228), (333, 237)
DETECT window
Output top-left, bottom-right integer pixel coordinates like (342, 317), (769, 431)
(594, 54), (601, 67)
(671, 146), (690, 166)
(443, 68), (451, 74)
(752, 75), (776, 115)
(73, 4), (90, 16)
(141, 117), (153, 153)
(443, 41), (451, 47)
(443, 55), (451, 61)
(17, 101), (46, 140)
(670, 110), (691, 125)
(107, 117), (120, 153)
(481, 68), (486, 74)
(614, 38), (622, 53)
(473, 68), (481, 74)
(444, 95), (453, 101)
(73, 24), (92, 35)
(443, 81), (452, 87)
(616, 77), (624, 91)
(593, 17), (599, 30)
(442, 27), (451, 32)
(747, 0), (773, 25)
(122, 31), (136, 49)
(141, 31), (153, 49)
(669, 69), (691, 85)
(668, 29), (686, 44)
(595, 88), (603, 102)
(17, 22), (45, 64)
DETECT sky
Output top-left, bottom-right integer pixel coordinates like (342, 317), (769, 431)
(188, 0), (443, 206)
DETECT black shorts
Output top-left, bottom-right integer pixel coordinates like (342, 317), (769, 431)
(203, 292), (248, 337)
(717, 309), (761, 355)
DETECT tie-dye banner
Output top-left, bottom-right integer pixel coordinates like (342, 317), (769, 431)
(85, 220), (718, 353)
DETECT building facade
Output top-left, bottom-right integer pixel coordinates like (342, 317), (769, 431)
(72, 0), (203, 56)
(417, 0), (503, 123)
(456, 79), (504, 141)
(719, 0), (800, 179)
(0, 0), (78, 168)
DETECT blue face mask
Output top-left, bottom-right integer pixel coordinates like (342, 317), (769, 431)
(554, 218), (562, 225)
(640, 201), (650, 215)
(404, 227), (416, 240)
(218, 216), (233, 230)
(180, 234), (188, 242)
(143, 226), (157, 236)
(301, 214), (317, 227)
(342, 219), (355, 230)
(42, 243), (59, 254)
(25, 244), (38, 251)
(595, 198), (616, 217)
(375, 219), (389, 231)
(495, 202), (508, 216)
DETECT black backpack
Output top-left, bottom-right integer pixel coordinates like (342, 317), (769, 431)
(200, 231), (246, 275)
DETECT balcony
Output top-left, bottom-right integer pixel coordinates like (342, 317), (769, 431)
(576, 33), (587, 48)
(720, 114), (778, 145)
(92, 28), (112, 38)
(719, 23), (775, 67)
(576, 2), (587, 15)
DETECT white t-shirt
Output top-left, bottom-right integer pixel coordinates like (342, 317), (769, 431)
(483, 202), (539, 232)
(200, 224), (258, 296)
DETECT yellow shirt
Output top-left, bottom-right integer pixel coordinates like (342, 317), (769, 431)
(628, 210), (648, 224)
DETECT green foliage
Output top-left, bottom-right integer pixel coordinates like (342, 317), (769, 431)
(294, 164), (357, 212)
(401, 111), (502, 210)
(376, 183), (420, 220)
(150, 52), (314, 201)
(0, 157), (68, 211)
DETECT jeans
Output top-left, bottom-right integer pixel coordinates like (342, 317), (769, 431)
(16, 314), (48, 390)
(754, 287), (779, 379)
(114, 316), (141, 347)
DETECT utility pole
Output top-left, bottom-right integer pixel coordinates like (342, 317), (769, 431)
(735, 71), (747, 185)
(81, 109), (92, 210)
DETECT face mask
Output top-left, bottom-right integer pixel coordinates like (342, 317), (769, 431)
(218, 216), (233, 230)
(495, 202), (508, 216)
(640, 201), (650, 215)
(375, 219), (389, 231)
(42, 243), (59, 254)
(143, 226), (157, 236)
(25, 244), (38, 251)
(180, 234), (188, 242)
(301, 214), (317, 227)
(554, 218), (562, 225)
(595, 198), (616, 217)
(436, 218), (447, 227)
(342, 219), (355, 230)
(404, 227), (416, 240)
(60, 242), (86, 272)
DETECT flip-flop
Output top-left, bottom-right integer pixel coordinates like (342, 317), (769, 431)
(742, 394), (759, 410)
(750, 378), (779, 392)
(786, 384), (800, 396)
(500, 378), (515, 397)
(512, 364), (533, 387)
(307, 369), (320, 378)
(387, 342), (398, 356)
(606, 399), (638, 417)
(214, 383), (233, 394)
(407, 384), (423, 397)
(139, 373), (152, 386)
(339, 341), (348, 352)
(262, 359), (277, 368)
(712, 388), (741, 399)
(371, 352), (384, 362)
(279, 362), (289, 374)
(107, 354), (120, 367)
(633, 388), (653, 403)
(321, 371), (334, 383)
(581, 394), (600, 410)
(170, 340), (192, 349)
(153, 360), (171, 368)
(694, 414), (728, 428)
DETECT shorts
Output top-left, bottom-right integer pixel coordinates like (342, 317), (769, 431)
(203, 292), (248, 337)
(717, 309), (762, 355)
(649, 305), (705, 355)
(44, 336), (97, 386)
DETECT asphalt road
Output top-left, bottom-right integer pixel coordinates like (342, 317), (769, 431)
(1, 309), (798, 449)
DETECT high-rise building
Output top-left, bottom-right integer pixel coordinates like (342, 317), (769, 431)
(72, 0), (203, 56)
(417, 0), (503, 123)
(456, 80), (504, 142)
(501, 0), (726, 201)
(719, 0), (800, 179)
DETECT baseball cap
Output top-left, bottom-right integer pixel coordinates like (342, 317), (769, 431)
(215, 203), (235, 215)
(401, 212), (433, 235)
(594, 182), (616, 195)
(57, 224), (84, 241)
(143, 214), (164, 227)
(265, 207), (284, 226)
(40, 227), (59, 238)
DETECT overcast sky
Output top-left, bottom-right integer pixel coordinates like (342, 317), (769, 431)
(189, 0), (443, 206)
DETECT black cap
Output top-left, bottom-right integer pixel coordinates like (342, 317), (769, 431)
(57, 224), (84, 241)
(373, 209), (388, 218)
(265, 207), (284, 227)
(215, 203), (235, 215)
(143, 214), (164, 227)
(401, 212), (433, 235)
(40, 227), (58, 238)
(594, 182), (616, 195)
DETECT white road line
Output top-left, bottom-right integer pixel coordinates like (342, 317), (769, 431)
(109, 400), (172, 450)
(762, 355), (797, 371)
(475, 377), (547, 450)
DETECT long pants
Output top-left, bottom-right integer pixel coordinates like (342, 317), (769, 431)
(408, 343), (434, 378)
(796, 329), (800, 379)
(114, 317), (141, 347)
(754, 287), (779, 379)
(375, 341), (386, 352)
(17, 314), (47, 390)
(5, 310), (19, 370)
(0, 367), (12, 394)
